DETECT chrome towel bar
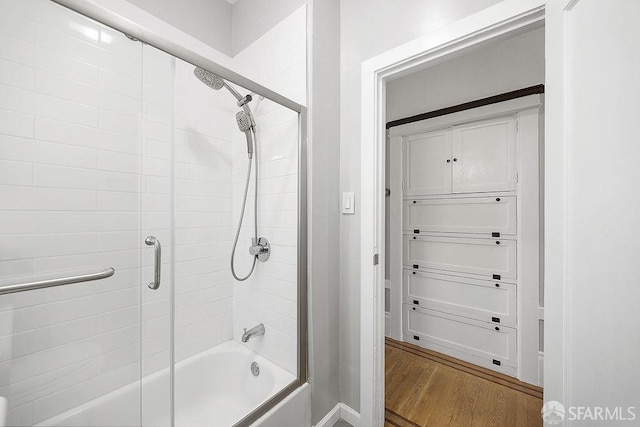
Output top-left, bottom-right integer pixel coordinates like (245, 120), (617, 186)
(0, 267), (115, 296)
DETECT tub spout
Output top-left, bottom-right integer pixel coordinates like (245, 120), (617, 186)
(242, 323), (265, 342)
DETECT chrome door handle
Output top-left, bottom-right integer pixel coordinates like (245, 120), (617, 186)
(145, 236), (161, 290)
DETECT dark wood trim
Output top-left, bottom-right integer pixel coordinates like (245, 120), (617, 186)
(385, 408), (422, 427)
(386, 84), (544, 129)
(386, 337), (543, 400)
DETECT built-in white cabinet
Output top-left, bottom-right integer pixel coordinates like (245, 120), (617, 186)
(403, 305), (517, 376)
(403, 116), (517, 196)
(404, 130), (451, 195)
(451, 117), (517, 193)
(404, 235), (517, 281)
(404, 270), (516, 327)
(393, 101), (541, 383)
(404, 195), (516, 236)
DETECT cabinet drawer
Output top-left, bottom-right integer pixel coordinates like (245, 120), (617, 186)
(404, 196), (516, 236)
(404, 235), (516, 280)
(403, 305), (517, 371)
(403, 270), (516, 327)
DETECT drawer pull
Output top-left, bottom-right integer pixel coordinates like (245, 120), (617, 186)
(493, 274), (501, 280)
(413, 264), (419, 269)
(493, 359), (501, 366)
(413, 229), (420, 234)
(492, 232), (501, 237)
(413, 335), (420, 341)
(492, 317), (500, 323)
(413, 300), (419, 305)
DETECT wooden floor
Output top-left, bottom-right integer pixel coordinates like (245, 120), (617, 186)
(385, 338), (543, 427)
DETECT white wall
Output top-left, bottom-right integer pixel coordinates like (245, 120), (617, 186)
(339, 0), (505, 411)
(306, 1), (341, 424)
(232, 7), (307, 106)
(127, 0), (233, 56)
(231, 0), (307, 55)
(386, 27), (545, 121)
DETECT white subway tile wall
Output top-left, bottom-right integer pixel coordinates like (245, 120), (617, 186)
(0, 0), (306, 424)
(173, 58), (235, 365)
(230, 7), (306, 374)
(0, 1), (143, 425)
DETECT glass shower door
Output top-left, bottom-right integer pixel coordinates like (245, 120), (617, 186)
(0, 1), (171, 425)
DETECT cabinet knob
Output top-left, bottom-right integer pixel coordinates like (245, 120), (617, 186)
(453, 158), (458, 162)
(495, 327), (500, 331)
(496, 197), (501, 202)
(496, 241), (501, 245)
(495, 283), (500, 288)
(446, 159), (451, 163)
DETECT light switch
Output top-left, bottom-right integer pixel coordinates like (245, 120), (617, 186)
(342, 192), (355, 214)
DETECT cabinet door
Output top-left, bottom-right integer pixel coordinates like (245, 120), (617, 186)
(403, 130), (451, 195)
(452, 116), (517, 193)
(403, 235), (517, 280)
(404, 195), (516, 236)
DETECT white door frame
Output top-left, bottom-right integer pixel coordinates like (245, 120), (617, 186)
(359, 1), (556, 425)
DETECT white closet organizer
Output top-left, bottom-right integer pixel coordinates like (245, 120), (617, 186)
(399, 111), (525, 377)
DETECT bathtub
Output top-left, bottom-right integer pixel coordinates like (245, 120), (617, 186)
(37, 340), (297, 427)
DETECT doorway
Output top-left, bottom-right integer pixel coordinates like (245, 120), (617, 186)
(358, 2), (546, 425)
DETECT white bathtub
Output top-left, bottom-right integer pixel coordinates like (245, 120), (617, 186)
(37, 341), (297, 427)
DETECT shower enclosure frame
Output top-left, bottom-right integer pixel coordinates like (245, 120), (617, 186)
(49, 1), (309, 425)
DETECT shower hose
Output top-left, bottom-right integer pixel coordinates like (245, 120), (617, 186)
(230, 130), (258, 281)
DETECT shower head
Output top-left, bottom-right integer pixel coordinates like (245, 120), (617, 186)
(236, 111), (251, 132)
(193, 67), (225, 90)
(193, 67), (247, 104)
(237, 111), (254, 159)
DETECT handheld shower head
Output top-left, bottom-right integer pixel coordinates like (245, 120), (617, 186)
(237, 111), (254, 159)
(236, 111), (251, 132)
(193, 67), (224, 90)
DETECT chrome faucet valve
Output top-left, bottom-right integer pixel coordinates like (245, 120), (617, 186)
(249, 237), (270, 262)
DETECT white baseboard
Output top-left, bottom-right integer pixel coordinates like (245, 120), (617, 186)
(314, 403), (361, 427)
(339, 404), (360, 426)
